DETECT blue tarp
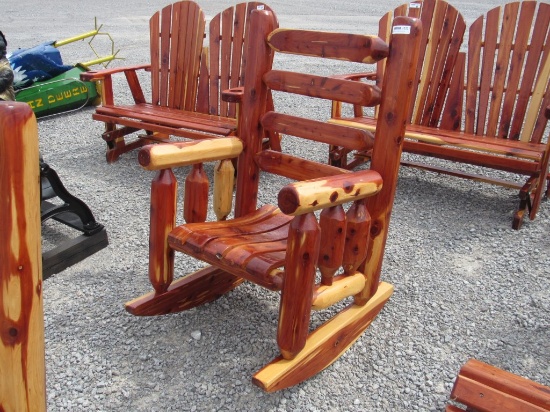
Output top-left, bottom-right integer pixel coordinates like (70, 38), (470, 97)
(8, 41), (73, 89)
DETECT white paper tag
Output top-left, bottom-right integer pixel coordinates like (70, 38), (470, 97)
(393, 25), (411, 35)
(409, 2), (421, 8)
(257, 5), (265, 9)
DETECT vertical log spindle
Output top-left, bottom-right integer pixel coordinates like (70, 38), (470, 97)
(213, 159), (235, 221)
(342, 200), (371, 275)
(318, 205), (346, 286)
(277, 212), (320, 360)
(0, 102), (46, 411)
(184, 163), (209, 223)
(148, 168), (177, 293)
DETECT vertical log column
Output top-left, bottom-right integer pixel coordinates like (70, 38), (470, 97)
(184, 163), (209, 223)
(148, 169), (177, 293)
(278, 213), (320, 360)
(0, 102), (46, 411)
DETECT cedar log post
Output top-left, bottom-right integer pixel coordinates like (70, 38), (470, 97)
(0, 102), (46, 411)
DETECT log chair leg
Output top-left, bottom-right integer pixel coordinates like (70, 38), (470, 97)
(127, 168), (243, 316)
(148, 169), (177, 293)
(277, 213), (320, 360)
(513, 186), (531, 229)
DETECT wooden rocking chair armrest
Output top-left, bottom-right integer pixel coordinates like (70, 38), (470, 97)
(80, 64), (151, 81)
(278, 169), (383, 216)
(221, 87), (244, 103)
(138, 137), (243, 171)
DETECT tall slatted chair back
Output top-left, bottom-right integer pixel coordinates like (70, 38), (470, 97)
(198, 2), (277, 118)
(126, 10), (422, 391)
(81, 1), (213, 163)
(150, 1), (205, 111)
(330, 0), (465, 168)
(464, 1), (550, 143)
(377, 0), (465, 128)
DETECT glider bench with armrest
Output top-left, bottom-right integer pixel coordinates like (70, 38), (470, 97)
(330, 0), (550, 229)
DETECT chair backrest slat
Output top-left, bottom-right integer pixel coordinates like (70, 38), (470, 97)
(376, 0), (465, 128)
(465, 1), (550, 142)
(264, 71), (381, 106)
(497, 2), (531, 138)
(414, 1), (465, 126)
(150, 1), (205, 110)
(208, 2), (278, 117)
(261, 112), (374, 150)
(256, 150), (351, 181)
(267, 29), (388, 63)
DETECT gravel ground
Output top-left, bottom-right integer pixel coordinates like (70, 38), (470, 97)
(3, 0), (550, 411)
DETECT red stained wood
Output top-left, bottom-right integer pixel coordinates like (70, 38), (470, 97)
(264, 71), (381, 106)
(440, 51), (465, 131)
(148, 169), (177, 293)
(449, 359), (550, 412)
(184, 163), (209, 223)
(415, 2), (465, 127)
(333, 1), (550, 229)
(254, 283), (392, 392)
(208, 3), (278, 118)
(342, 200), (371, 275)
(0, 102), (46, 411)
(95, 104), (236, 133)
(513, 4), (550, 145)
(268, 30), (389, 63)
(262, 112), (374, 151)
(256, 150), (352, 181)
(277, 213), (320, 359)
(85, 3), (280, 163)
(130, 9), (421, 390)
(234, 9), (277, 217)
(360, 16), (423, 300)
(331, 0), (466, 165)
(277, 169), (383, 215)
(170, 205), (291, 291)
(318, 205), (346, 285)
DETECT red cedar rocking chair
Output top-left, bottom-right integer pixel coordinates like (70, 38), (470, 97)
(125, 10), (422, 391)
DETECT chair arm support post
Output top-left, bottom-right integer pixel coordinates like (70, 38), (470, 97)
(213, 159), (236, 221)
(184, 164), (209, 224)
(277, 170), (383, 216)
(148, 169), (177, 293)
(343, 200), (371, 275)
(278, 212), (320, 360)
(138, 137), (243, 171)
(318, 205), (346, 286)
